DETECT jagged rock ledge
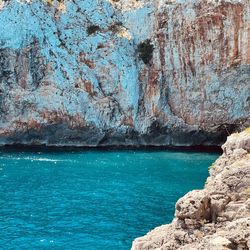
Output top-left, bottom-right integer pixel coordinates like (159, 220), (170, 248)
(132, 128), (250, 250)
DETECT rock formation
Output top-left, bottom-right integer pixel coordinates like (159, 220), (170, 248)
(0, 0), (249, 146)
(132, 128), (250, 249)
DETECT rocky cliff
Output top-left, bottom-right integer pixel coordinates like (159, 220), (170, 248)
(0, 0), (249, 146)
(132, 128), (250, 249)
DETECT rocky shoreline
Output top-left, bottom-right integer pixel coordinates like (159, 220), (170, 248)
(132, 128), (250, 250)
(0, 141), (222, 153)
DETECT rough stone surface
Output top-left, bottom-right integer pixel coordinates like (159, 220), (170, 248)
(131, 128), (250, 250)
(0, 0), (249, 146)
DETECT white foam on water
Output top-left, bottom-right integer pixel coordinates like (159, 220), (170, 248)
(0, 156), (76, 163)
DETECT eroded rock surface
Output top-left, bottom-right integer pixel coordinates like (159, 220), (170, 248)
(132, 128), (250, 250)
(0, 0), (249, 146)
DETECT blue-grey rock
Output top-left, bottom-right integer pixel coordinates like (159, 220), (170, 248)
(0, 0), (249, 146)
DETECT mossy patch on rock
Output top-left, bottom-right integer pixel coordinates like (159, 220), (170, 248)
(137, 39), (154, 64)
(87, 25), (101, 36)
(244, 127), (250, 134)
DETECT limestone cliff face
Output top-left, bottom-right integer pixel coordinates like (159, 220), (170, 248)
(132, 128), (250, 249)
(0, 0), (249, 146)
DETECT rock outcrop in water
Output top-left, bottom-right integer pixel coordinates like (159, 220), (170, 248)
(0, 0), (249, 146)
(132, 128), (250, 249)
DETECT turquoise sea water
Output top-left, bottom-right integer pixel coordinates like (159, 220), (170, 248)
(0, 149), (219, 250)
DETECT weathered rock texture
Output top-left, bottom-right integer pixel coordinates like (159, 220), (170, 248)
(132, 128), (250, 250)
(0, 0), (249, 146)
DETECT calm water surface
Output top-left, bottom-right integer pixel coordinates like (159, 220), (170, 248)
(0, 149), (219, 249)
